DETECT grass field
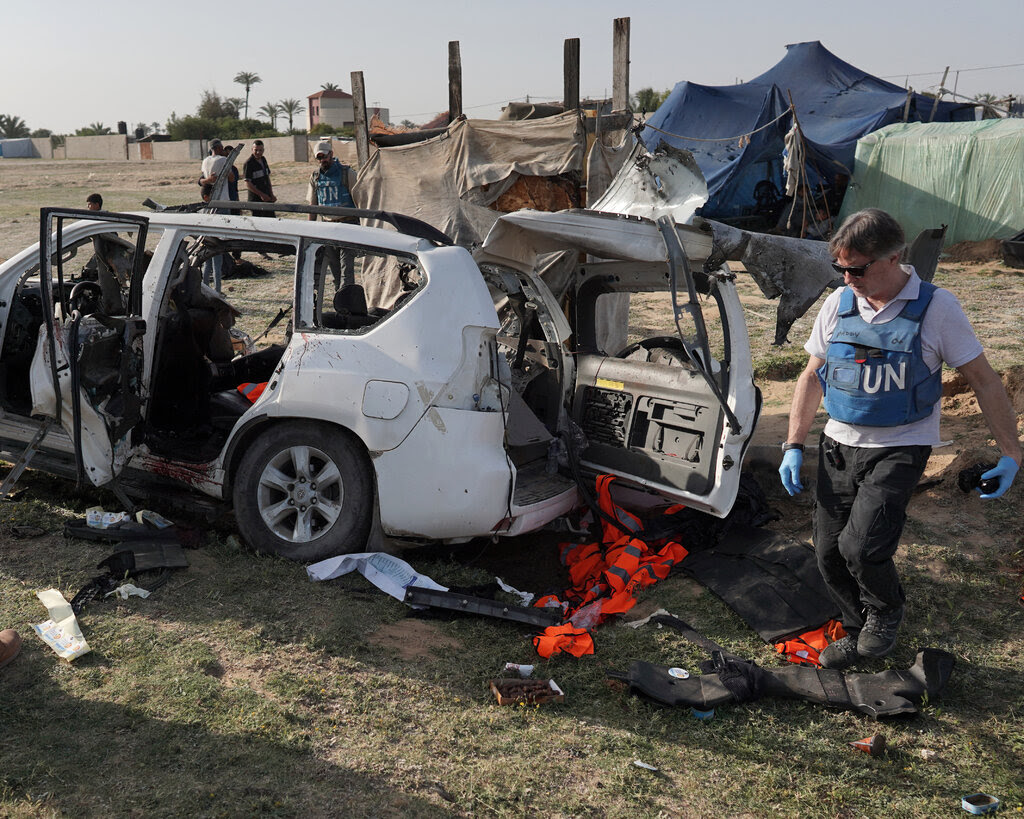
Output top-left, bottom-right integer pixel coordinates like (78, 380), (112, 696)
(1, 158), (1022, 818)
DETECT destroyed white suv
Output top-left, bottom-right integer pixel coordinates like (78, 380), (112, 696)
(0, 204), (758, 561)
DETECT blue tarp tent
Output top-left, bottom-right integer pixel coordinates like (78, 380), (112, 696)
(641, 41), (975, 225)
(0, 138), (38, 158)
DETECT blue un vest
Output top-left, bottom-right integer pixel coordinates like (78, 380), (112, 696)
(817, 281), (942, 426)
(314, 159), (355, 208)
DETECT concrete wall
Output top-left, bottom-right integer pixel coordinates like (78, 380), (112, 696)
(306, 138), (357, 164)
(255, 135), (306, 162)
(31, 137), (53, 158)
(65, 134), (128, 160)
(129, 140), (203, 161)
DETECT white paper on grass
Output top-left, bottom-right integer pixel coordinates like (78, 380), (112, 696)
(307, 552), (448, 603)
(32, 589), (90, 660)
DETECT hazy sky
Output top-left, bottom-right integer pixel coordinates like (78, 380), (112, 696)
(3, 0), (1021, 134)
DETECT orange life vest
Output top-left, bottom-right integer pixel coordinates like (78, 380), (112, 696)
(532, 475), (688, 658)
(237, 382), (267, 403)
(774, 620), (846, 665)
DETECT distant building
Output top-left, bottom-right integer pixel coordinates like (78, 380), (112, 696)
(307, 89), (390, 131)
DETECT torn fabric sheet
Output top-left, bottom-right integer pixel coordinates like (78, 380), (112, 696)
(307, 552), (447, 603)
(105, 583), (152, 601)
(496, 577), (534, 607)
(32, 589), (91, 660)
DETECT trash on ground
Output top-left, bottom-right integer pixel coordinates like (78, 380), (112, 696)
(105, 583), (151, 601)
(70, 544), (189, 614)
(86, 506), (131, 529)
(609, 648), (955, 718)
(32, 589), (90, 660)
(405, 587), (561, 627)
(504, 662), (534, 678)
(307, 552), (447, 603)
(489, 678), (564, 706)
(632, 760), (658, 771)
(961, 793), (1000, 815)
(849, 735), (887, 756)
(496, 577), (534, 606)
(920, 748), (937, 761)
(691, 707), (715, 720)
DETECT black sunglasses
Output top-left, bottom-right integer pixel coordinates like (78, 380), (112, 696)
(831, 258), (878, 277)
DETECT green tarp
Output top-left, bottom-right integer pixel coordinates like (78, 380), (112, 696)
(839, 120), (1024, 246)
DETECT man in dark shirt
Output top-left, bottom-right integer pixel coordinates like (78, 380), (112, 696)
(243, 140), (276, 218)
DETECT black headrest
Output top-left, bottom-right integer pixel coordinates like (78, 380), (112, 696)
(334, 284), (368, 316)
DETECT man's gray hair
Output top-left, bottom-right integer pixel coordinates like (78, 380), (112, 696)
(829, 208), (906, 260)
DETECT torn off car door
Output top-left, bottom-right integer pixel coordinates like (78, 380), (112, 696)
(569, 222), (757, 518)
(30, 208), (149, 486)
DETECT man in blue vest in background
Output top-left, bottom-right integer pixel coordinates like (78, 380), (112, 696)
(307, 140), (358, 291)
(780, 208), (1021, 669)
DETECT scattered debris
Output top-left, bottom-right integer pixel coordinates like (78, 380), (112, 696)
(307, 552), (447, 603)
(405, 587), (560, 628)
(504, 662), (534, 678)
(32, 589), (90, 660)
(609, 649), (955, 718)
(489, 678), (564, 706)
(632, 760), (658, 772)
(961, 793), (1000, 815)
(849, 735), (887, 757)
(920, 748), (938, 761)
(70, 543), (189, 614)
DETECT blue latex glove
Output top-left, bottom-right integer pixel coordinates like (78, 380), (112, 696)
(978, 455), (1019, 499)
(779, 449), (804, 496)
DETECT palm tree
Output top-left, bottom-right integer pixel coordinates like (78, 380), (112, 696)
(278, 98), (306, 132)
(320, 82), (340, 91)
(233, 71), (262, 118)
(226, 97), (246, 119)
(0, 114), (30, 138)
(257, 101), (283, 130)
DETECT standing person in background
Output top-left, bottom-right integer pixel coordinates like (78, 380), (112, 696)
(306, 140), (357, 290)
(221, 145), (241, 215)
(199, 138), (226, 191)
(243, 140), (277, 217)
(779, 208), (1021, 670)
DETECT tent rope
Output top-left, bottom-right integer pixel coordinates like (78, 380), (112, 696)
(641, 105), (794, 144)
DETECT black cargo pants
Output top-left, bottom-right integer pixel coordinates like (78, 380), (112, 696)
(813, 434), (931, 634)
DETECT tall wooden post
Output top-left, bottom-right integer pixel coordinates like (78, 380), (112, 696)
(612, 17), (630, 111)
(448, 41), (463, 123)
(350, 70), (369, 169)
(564, 38), (580, 111)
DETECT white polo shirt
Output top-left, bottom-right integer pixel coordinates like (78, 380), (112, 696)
(805, 266), (983, 447)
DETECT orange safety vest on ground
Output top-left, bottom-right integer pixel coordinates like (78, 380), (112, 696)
(533, 475), (689, 658)
(774, 620), (846, 666)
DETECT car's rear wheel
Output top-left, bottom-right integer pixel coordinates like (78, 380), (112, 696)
(233, 421), (372, 562)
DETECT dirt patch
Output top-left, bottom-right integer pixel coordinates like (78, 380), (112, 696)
(367, 618), (464, 661)
(944, 239), (1004, 263)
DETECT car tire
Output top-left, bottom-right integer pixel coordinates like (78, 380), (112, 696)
(233, 421), (372, 562)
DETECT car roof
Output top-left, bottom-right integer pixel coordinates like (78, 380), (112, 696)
(121, 211), (437, 256)
(475, 208), (715, 272)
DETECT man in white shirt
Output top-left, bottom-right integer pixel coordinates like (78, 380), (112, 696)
(779, 208), (1021, 669)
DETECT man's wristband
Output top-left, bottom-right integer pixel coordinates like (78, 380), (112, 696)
(781, 442), (804, 453)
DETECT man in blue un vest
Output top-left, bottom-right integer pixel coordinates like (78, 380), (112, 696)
(307, 140), (358, 290)
(780, 208), (1021, 669)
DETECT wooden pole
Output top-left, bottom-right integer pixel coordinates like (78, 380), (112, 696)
(350, 70), (369, 169)
(902, 87), (914, 122)
(612, 17), (630, 112)
(564, 38), (580, 111)
(928, 66), (950, 122)
(448, 41), (463, 123)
